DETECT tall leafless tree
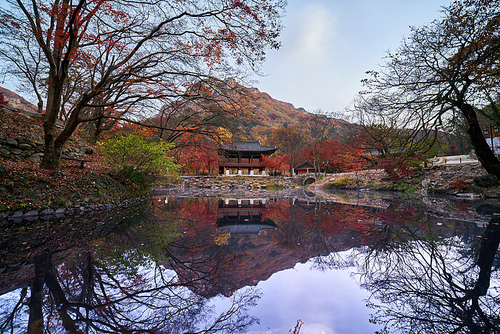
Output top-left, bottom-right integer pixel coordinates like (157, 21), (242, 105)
(357, 0), (500, 177)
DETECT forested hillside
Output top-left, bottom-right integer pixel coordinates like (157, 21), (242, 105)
(1, 83), (471, 162)
(234, 85), (308, 139)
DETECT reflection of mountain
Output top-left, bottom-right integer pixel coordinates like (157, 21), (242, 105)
(1, 195), (495, 333)
(160, 197), (489, 299)
(217, 198), (276, 235)
(164, 198), (388, 298)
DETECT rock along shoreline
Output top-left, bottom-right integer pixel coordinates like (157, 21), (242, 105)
(0, 195), (150, 225)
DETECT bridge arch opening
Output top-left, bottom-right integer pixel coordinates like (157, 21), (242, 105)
(303, 177), (316, 186)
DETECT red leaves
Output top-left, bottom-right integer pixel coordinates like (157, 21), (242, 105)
(10, 20), (20, 29)
(378, 156), (421, 180)
(0, 154), (112, 212)
(261, 201), (290, 223)
(261, 154), (289, 173)
(103, 122), (154, 140)
(302, 139), (368, 173)
(178, 137), (219, 175)
(230, 0), (261, 24)
(0, 13), (19, 29)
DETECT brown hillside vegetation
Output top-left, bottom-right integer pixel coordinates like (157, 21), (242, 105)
(0, 95), (149, 213)
(217, 82), (309, 139)
(217, 82), (358, 142)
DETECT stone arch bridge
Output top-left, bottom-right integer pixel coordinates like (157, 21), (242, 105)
(296, 174), (317, 186)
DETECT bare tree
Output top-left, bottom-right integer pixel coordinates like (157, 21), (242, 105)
(267, 125), (307, 176)
(357, 215), (500, 333)
(154, 78), (252, 149)
(0, 35), (46, 114)
(301, 110), (337, 176)
(357, 0), (500, 177)
(354, 102), (417, 159)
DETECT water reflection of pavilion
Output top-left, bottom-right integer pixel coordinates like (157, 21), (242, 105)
(217, 198), (277, 235)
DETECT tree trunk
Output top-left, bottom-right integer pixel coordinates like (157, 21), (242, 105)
(79, 251), (95, 304)
(86, 121), (102, 145)
(461, 103), (500, 178)
(40, 93), (83, 169)
(40, 72), (64, 170)
(44, 254), (80, 333)
(28, 254), (49, 334)
(473, 216), (500, 297)
(40, 138), (63, 169)
(87, 105), (106, 144)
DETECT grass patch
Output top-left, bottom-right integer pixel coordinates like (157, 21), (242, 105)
(266, 182), (284, 189)
(325, 176), (358, 189)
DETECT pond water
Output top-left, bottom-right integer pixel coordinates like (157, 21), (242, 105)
(1, 189), (500, 333)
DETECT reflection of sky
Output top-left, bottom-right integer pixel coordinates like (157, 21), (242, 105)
(212, 251), (378, 334)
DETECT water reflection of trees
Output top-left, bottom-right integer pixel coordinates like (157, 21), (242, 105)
(162, 197), (387, 297)
(1, 250), (259, 334)
(357, 212), (500, 333)
(0, 202), (260, 334)
(4, 195), (494, 333)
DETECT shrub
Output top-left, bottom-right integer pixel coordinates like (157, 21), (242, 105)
(451, 177), (469, 191)
(326, 176), (358, 189)
(267, 182), (284, 189)
(380, 156), (422, 180)
(99, 133), (179, 184)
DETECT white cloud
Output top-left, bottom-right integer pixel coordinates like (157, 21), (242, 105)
(253, 0), (450, 113)
(287, 3), (337, 66)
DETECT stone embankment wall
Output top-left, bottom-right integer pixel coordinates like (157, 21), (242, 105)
(153, 176), (305, 199)
(180, 176), (299, 190)
(0, 134), (44, 162)
(0, 134), (86, 162)
(0, 105), (88, 161)
(0, 196), (150, 225)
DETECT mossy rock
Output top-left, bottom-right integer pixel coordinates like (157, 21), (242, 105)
(35, 144), (44, 153)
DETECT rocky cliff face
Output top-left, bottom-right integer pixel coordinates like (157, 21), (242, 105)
(234, 84), (308, 138)
(0, 87), (38, 113)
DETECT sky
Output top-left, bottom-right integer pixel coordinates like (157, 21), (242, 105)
(0, 0), (449, 113)
(251, 0), (450, 113)
(213, 252), (377, 334)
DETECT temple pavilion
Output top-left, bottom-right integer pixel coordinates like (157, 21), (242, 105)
(218, 140), (276, 175)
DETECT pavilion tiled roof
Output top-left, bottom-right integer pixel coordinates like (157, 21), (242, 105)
(221, 140), (276, 153)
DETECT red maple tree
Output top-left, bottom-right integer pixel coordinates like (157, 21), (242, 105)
(261, 154), (289, 175)
(0, 0), (285, 169)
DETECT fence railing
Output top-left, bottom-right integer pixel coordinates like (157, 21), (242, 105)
(218, 159), (264, 167)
